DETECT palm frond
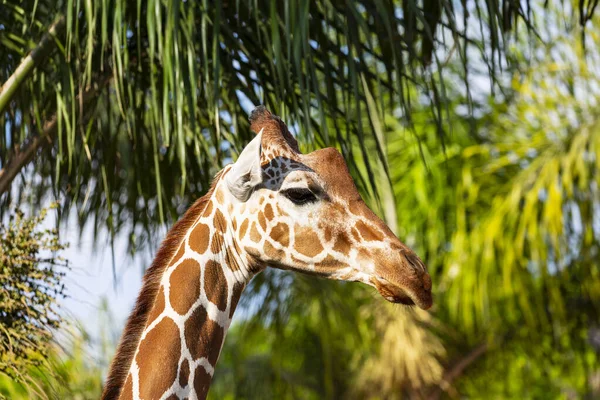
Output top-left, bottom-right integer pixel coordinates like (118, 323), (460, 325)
(0, 0), (578, 246)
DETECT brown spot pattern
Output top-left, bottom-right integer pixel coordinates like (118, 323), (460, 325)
(215, 188), (225, 204)
(323, 226), (333, 243)
(230, 282), (245, 318)
(264, 204), (274, 220)
(214, 209), (226, 233)
(318, 254), (340, 270)
(210, 232), (224, 254)
(189, 223), (210, 254)
(147, 286), (166, 322)
(184, 306), (224, 366)
(170, 243), (186, 267)
(136, 317), (180, 399)
(169, 259), (201, 315)
(249, 223), (261, 243)
(179, 359), (190, 387)
(194, 365), (212, 399)
(349, 200), (363, 216)
(120, 375), (133, 400)
(351, 227), (361, 242)
(204, 260), (228, 311)
(358, 248), (371, 262)
(356, 220), (384, 241)
(258, 211), (267, 231)
(225, 241), (242, 272)
(270, 222), (289, 246)
(203, 200), (213, 216)
(238, 219), (249, 240)
(333, 233), (351, 255)
(264, 240), (281, 259)
(294, 227), (324, 257)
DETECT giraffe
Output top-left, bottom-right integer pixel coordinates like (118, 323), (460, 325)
(102, 106), (433, 400)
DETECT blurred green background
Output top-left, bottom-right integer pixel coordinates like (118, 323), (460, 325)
(1, 0), (600, 399)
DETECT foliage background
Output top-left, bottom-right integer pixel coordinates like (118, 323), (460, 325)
(1, 0), (600, 398)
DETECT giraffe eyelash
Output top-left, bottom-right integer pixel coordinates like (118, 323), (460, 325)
(282, 188), (318, 205)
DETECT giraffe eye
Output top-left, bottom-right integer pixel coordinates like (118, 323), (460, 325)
(282, 188), (317, 205)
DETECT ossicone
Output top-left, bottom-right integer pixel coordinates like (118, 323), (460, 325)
(249, 105), (299, 153)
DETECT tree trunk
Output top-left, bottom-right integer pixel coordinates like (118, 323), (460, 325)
(0, 76), (112, 196)
(0, 16), (66, 114)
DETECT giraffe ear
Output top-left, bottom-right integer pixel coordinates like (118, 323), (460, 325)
(225, 130), (263, 201)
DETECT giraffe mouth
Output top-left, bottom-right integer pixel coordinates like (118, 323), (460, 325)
(371, 276), (432, 310)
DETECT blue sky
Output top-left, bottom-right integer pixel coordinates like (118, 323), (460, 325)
(59, 213), (143, 335)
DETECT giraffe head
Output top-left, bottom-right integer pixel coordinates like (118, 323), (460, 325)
(222, 106), (432, 309)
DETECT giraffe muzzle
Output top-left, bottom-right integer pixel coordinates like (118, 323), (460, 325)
(370, 251), (433, 310)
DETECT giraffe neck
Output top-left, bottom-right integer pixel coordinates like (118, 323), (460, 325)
(116, 179), (256, 400)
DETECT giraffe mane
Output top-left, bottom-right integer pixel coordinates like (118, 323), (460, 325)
(101, 170), (225, 400)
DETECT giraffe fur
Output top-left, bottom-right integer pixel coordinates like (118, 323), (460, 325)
(103, 106), (432, 400)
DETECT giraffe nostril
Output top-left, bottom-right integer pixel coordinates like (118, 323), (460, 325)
(404, 251), (427, 273)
